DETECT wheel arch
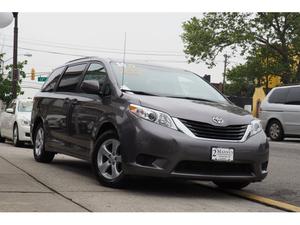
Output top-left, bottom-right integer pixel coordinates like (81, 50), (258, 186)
(32, 116), (44, 143)
(89, 120), (120, 161)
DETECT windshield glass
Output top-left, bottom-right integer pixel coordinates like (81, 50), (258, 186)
(111, 62), (227, 103)
(18, 101), (33, 112)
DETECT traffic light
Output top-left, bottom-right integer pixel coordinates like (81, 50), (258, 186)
(31, 68), (35, 80)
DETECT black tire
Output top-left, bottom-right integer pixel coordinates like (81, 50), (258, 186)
(0, 131), (5, 143)
(213, 181), (250, 189)
(33, 123), (55, 163)
(92, 130), (127, 188)
(13, 124), (23, 147)
(267, 120), (284, 141)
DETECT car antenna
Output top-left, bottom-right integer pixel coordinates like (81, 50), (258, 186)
(121, 32), (127, 93)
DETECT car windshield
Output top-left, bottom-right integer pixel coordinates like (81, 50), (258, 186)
(18, 101), (33, 112)
(111, 62), (228, 103)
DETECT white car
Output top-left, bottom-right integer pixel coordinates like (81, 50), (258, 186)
(0, 98), (33, 146)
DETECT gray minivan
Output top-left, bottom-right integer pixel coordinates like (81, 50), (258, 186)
(260, 85), (300, 141)
(31, 57), (269, 189)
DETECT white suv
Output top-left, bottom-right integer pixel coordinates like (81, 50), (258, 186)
(0, 98), (33, 146)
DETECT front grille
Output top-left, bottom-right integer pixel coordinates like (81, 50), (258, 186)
(174, 161), (253, 176)
(179, 118), (248, 140)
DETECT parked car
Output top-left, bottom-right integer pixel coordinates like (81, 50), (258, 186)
(260, 85), (300, 141)
(0, 98), (33, 146)
(31, 57), (269, 189)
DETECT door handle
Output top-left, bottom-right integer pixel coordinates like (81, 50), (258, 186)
(64, 97), (70, 103)
(71, 99), (78, 105)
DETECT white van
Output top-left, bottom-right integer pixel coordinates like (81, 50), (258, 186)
(260, 85), (300, 141)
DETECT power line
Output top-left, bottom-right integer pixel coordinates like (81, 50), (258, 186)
(2, 34), (184, 55)
(2, 44), (87, 57)
(3, 44), (192, 64)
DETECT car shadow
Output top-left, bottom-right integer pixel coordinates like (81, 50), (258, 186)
(50, 157), (227, 200)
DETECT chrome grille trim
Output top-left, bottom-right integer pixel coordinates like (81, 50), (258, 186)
(173, 118), (251, 143)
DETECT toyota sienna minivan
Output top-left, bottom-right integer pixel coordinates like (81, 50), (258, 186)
(31, 57), (269, 189)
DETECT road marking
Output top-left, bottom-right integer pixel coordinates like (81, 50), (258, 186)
(196, 183), (300, 212)
(221, 189), (300, 212)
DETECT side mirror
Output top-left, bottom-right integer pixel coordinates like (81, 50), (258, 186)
(6, 108), (14, 114)
(81, 80), (101, 95)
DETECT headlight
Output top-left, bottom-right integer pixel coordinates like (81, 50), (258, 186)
(129, 104), (177, 130)
(250, 119), (262, 136)
(20, 118), (30, 126)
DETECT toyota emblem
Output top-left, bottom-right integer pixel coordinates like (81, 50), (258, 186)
(212, 116), (224, 125)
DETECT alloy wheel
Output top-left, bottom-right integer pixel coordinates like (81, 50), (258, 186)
(269, 123), (280, 139)
(35, 127), (44, 156)
(97, 138), (122, 180)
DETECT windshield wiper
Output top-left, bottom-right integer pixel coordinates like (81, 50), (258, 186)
(121, 89), (158, 96)
(165, 96), (216, 103)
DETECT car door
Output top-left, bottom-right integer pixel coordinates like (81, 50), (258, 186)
(283, 86), (300, 135)
(48, 63), (87, 156)
(1, 100), (16, 139)
(67, 62), (109, 158)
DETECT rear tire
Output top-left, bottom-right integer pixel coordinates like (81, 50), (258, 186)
(267, 120), (284, 141)
(13, 124), (23, 147)
(213, 181), (250, 189)
(92, 130), (127, 188)
(33, 123), (55, 163)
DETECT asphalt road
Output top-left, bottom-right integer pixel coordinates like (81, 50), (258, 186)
(0, 139), (299, 212)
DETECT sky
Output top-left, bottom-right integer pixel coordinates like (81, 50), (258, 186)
(0, 13), (242, 83)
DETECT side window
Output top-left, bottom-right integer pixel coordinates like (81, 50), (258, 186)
(42, 67), (65, 92)
(80, 63), (107, 91)
(6, 100), (14, 109)
(286, 87), (300, 104)
(268, 88), (289, 104)
(57, 64), (86, 92)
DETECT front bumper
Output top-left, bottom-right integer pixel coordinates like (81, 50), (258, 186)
(120, 114), (269, 182)
(18, 125), (31, 142)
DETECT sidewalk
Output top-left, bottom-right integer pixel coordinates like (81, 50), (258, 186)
(0, 154), (83, 212)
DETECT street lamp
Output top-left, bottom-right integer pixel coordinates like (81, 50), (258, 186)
(12, 12), (19, 99)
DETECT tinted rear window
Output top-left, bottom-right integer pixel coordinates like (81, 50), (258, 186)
(57, 64), (86, 92)
(286, 87), (300, 104)
(42, 67), (65, 92)
(268, 88), (289, 104)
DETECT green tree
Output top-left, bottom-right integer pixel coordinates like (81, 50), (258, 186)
(225, 46), (285, 96)
(181, 13), (300, 84)
(0, 53), (27, 105)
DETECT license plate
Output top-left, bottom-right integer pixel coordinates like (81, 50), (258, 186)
(211, 147), (234, 162)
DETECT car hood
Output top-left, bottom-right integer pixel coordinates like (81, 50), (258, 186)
(17, 112), (32, 121)
(132, 95), (253, 126)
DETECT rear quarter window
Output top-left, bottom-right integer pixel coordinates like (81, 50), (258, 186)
(286, 87), (300, 104)
(268, 88), (289, 104)
(42, 67), (65, 92)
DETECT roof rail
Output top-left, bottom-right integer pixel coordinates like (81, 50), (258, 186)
(66, 56), (95, 64)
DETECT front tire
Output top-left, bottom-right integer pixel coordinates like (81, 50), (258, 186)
(0, 131), (5, 143)
(13, 124), (23, 147)
(33, 123), (55, 163)
(213, 181), (250, 189)
(92, 130), (126, 188)
(267, 120), (284, 141)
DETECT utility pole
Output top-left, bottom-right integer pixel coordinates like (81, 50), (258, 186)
(12, 12), (18, 99)
(222, 54), (229, 93)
